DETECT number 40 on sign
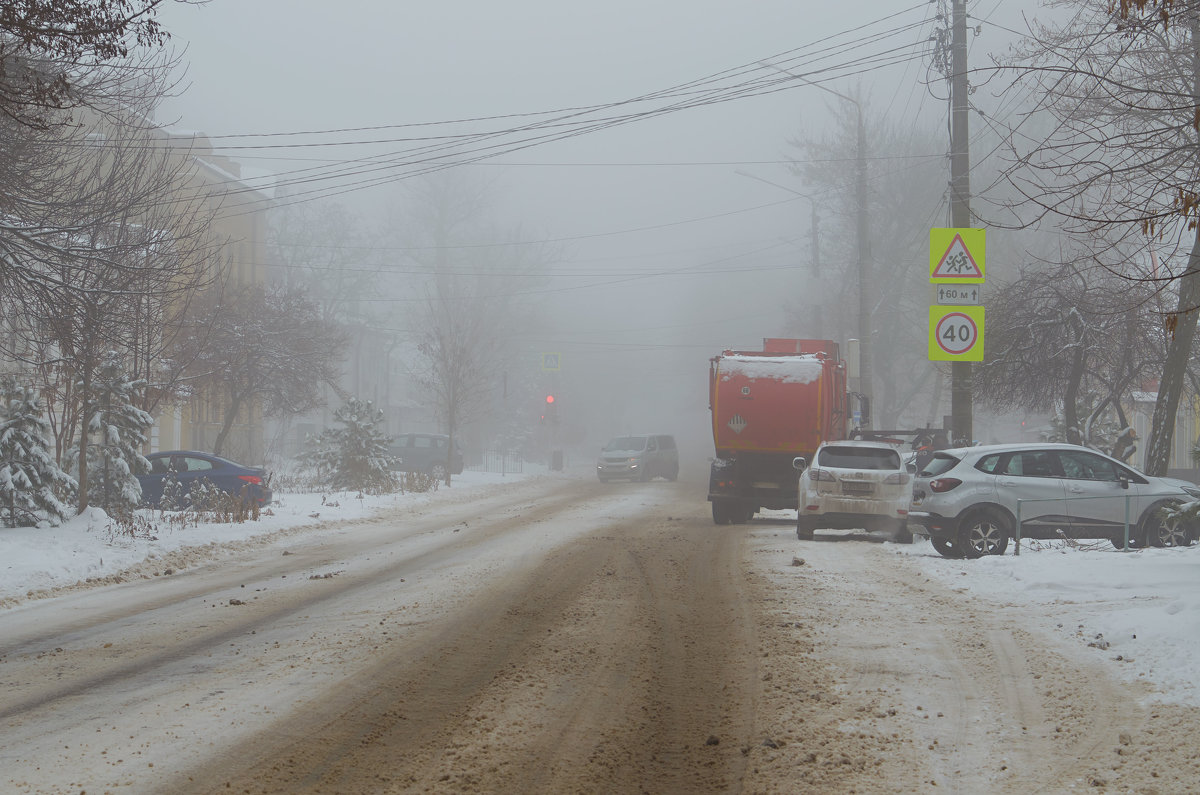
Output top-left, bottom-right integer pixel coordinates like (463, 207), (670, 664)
(928, 305), (984, 362)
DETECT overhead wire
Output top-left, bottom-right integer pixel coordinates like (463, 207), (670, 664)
(125, 6), (941, 219)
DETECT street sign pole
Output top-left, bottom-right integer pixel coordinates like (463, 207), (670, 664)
(949, 0), (972, 445)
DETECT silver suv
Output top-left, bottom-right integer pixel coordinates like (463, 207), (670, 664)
(908, 443), (1200, 558)
(597, 435), (679, 482)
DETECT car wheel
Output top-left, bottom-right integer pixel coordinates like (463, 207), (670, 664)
(667, 465), (679, 482)
(931, 537), (963, 558)
(957, 508), (1011, 558)
(429, 463), (447, 481)
(1111, 527), (1144, 550)
(796, 516), (814, 541)
(1141, 501), (1190, 547)
(891, 521), (914, 544)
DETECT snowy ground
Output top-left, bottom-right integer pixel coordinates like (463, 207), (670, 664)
(3, 476), (1198, 708)
(900, 533), (1200, 706)
(0, 469), (542, 606)
(764, 511), (1200, 708)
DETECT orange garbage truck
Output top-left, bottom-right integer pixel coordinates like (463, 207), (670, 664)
(708, 338), (851, 524)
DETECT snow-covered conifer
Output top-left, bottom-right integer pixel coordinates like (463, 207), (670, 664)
(300, 398), (398, 494)
(0, 376), (76, 526)
(66, 353), (153, 514)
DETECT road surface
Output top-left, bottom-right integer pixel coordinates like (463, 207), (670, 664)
(2, 475), (1197, 793)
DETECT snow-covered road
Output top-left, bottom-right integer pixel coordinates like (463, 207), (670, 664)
(2, 471), (1199, 792)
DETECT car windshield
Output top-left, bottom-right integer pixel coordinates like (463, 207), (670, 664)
(816, 446), (901, 470)
(604, 436), (646, 451)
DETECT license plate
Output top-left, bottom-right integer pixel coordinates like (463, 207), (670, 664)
(842, 481), (874, 495)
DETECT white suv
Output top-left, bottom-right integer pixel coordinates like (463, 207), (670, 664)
(908, 443), (1200, 558)
(793, 440), (913, 542)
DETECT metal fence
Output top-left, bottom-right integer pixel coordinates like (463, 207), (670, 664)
(1014, 491), (1191, 555)
(467, 451), (525, 475)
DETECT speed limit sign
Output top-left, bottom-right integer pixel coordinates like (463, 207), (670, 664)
(928, 305), (985, 361)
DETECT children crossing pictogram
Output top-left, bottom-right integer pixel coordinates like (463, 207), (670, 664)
(929, 228), (985, 283)
(932, 233), (982, 279)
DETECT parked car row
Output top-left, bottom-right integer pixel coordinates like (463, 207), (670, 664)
(135, 432), (466, 511)
(793, 440), (1200, 558)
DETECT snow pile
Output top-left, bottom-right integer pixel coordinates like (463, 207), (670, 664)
(718, 354), (825, 384)
(899, 541), (1200, 706)
(0, 470), (533, 606)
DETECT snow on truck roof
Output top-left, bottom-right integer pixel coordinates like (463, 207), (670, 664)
(717, 354), (825, 384)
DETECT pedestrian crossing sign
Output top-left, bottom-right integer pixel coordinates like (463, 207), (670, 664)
(930, 228), (985, 283)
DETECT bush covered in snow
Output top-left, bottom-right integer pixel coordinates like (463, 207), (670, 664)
(0, 376), (76, 527)
(64, 353), (152, 515)
(299, 398), (399, 494)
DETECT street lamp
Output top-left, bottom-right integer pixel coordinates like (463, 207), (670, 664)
(761, 62), (871, 427)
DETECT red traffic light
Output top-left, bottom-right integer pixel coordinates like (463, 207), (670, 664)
(546, 395), (555, 404)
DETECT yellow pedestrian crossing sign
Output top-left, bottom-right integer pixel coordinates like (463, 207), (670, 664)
(542, 352), (561, 371)
(930, 228), (985, 283)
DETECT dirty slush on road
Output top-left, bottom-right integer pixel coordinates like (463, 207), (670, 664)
(5, 478), (1200, 794)
(743, 524), (1200, 794)
(176, 481), (1200, 794)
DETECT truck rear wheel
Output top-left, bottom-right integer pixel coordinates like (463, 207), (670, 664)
(712, 500), (736, 525)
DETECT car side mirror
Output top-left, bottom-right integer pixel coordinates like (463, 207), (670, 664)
(1118, 472), (1130, 490)
(792, 456), (807, 471)
(907, 462), (918, 474)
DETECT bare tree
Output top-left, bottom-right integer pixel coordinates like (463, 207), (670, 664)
(974, 258), (1164, 453)
(994, 1), (1200, 474)
(0, 1), (182, 129)
(0, 64), (223, 511)
(387, 173), (551, 484)
(787, 104), (947, 428)
(173, 284), (348, 458)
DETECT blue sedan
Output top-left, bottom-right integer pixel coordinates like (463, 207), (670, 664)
(138, 451), (273, 508)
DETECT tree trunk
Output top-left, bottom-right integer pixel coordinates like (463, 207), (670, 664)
(1144, 230), (1200, 475)
(212, 391), (244, 457)
(76, 373), (91, 514)
(1063, 337), (1085, 445)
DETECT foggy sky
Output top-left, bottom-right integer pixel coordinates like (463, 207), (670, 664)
(155, 0), (1026, 454)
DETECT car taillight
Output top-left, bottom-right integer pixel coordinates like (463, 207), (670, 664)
(808, 468), (836, 482)
(884, 472), (910, 485)
(238, 475), (263, 485)
(929, 477), (962, 493)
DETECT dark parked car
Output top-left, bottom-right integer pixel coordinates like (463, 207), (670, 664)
(389, 433), (464, 477)
(137, 451), (273, 508)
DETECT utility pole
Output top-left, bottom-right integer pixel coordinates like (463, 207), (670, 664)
(949, 0), (972, 444)
(854, 101), (871, 429)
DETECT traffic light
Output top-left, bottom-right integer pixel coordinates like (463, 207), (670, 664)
(546, 394), (555, 404)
